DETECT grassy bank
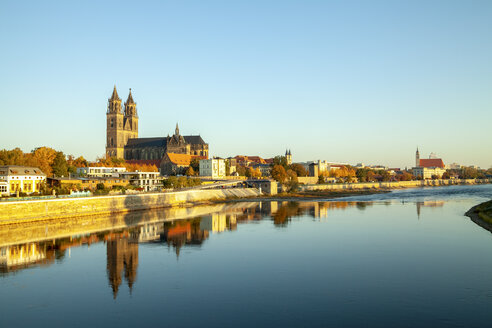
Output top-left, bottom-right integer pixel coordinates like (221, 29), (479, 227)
(466, 200), (492, 225)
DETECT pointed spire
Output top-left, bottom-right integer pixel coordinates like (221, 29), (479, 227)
(175, 122), (180, 136)
(110, 85), (120, 101)
(126, 88), (135, 105)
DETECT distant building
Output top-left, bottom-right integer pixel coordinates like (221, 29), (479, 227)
(160, 153), (192, 176)
(77, 166), (126, 178)
(285, 149), (292, 165)
(119, 171), (162, 191)
(300, 161), (349, 173)
(447, 163), (462, 170)
(252, 163), (271, 177)
(413, 148), (446, 179)
(0, 166), (46, 196)
(47, 176), (130, 191)
(199, 159), (226, 178)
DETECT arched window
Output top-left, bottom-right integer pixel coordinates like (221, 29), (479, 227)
(110, 118), (114, 128)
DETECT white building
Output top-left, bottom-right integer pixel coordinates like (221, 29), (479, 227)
(413, 167), (447, 179)
(300, 160), (349, 174)
(76, 166), (126, 178)
(118, 171), (162, 191)
(0, 166), (46, 196)
(199, 159), (226, 178)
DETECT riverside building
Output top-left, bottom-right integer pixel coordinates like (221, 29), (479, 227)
(0, 166), (46, 196)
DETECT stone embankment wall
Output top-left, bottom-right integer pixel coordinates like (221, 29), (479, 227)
(301, 179), (491, 191)
(0, 188), (260, 224)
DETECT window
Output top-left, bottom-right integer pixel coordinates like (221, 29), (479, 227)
(111, 118), (114, 128)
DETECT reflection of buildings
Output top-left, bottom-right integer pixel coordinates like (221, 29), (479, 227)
(416, 201), (445, 219)
(106, 235), (139, 299)
(0, 243), (55, 274)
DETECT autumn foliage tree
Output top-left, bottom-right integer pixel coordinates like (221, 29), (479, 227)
(289, 163), (307, 177)
(271, 165), (287, 183)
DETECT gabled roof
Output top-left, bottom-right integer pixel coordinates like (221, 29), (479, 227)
(183, 135), (206, 145)
(165, 153), (192, 166)
(419, 159), (444, 168)
(0, 165), (46, 176)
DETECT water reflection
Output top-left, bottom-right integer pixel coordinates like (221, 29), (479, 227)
(1, 199), (485, 298)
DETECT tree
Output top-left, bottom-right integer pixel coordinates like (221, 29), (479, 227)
(236, 165), (246, 176)
(225, 160), (230, 176)
(366, 170), (376, 182)
(30, 147), (57, 177)
(380, 170), (391, 182)
(271, 165), (287, 183)
(289, 163), (307, 177)
(190, 158), (200, 173)
(185, 166), (195, 176)
(51, 152), (68, 177)
(399, 171), (413, 181)
(461, 167), (478, 179)
(272, 156), (287, 168)
(247, 167), (261, 178)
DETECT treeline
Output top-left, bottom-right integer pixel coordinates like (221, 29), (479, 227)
(0, 147), (157, 177)
(162, 176), (202, 189)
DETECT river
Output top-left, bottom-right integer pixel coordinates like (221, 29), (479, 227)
(1, 184), (492, 327)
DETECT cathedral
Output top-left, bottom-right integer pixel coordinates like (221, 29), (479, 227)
(106, 86), (209, 161)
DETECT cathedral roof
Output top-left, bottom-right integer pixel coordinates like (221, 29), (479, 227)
(110, 85), (120, 101)
(125, 138), (166, 148)
(183, 135), (206, 145)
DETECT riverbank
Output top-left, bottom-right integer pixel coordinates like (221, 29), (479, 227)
(466, 200), (492, 233)
(0, 188), (261, 225)
(229, 188), (390, 202)
(302, 178), (491, 192)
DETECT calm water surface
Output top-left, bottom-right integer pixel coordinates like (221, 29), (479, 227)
(2, 184), (492, 327)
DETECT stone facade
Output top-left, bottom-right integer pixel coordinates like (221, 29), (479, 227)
(0, 188), (262, 224)
(106, 86), (138, 158)
(105, 87), (209, 161)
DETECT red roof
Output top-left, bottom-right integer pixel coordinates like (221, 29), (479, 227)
(126, 159), (161, 167)
(166, 153), (192, 166)
(419, 159), (444, 168)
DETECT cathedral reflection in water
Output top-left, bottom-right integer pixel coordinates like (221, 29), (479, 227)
(1, 201), (383, 298)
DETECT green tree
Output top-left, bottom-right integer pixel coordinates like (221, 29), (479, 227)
(190, 158), (200, 173)
(52, 152), (68, 177)
(272, 156), (287, 168)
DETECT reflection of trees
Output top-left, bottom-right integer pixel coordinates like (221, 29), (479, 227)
(162, 219), (209, 257)
(273, 202), (302, 227)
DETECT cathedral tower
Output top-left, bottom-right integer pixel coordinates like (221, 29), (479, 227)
(285, 149), (292, 165)
(415, 147), (420, 167)
(123, 88), (138, 143)
(106, 86), (124, 158)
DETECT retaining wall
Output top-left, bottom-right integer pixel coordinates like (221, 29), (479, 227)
(301, 179), (491, 191)
(0, 188), (261, 224)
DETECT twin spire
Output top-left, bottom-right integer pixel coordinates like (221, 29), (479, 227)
(110, 85), (136, 116)
(110, 85), (135, 105)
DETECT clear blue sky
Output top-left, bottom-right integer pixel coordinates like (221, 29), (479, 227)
(1, 0), (491, 168)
